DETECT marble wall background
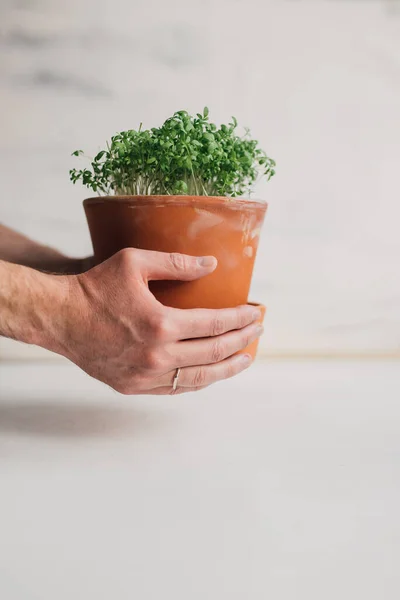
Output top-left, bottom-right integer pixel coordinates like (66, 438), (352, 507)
(0, 0), (399, 359)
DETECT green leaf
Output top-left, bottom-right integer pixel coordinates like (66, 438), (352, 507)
(177, 180), (188, 192)
(94, 150), (106, 161)
(69, 108), (275, 197)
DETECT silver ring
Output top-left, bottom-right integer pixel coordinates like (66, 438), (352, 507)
(172, 367), (181, 392)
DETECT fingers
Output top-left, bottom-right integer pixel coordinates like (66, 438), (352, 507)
(140, 385), (209, 396)
(168, 322), (263, 369)
(152, 352), (253, 393)
(137, 250), (217, 282)
(170, 304), (262, 341)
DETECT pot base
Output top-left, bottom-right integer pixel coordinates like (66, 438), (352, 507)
(237, 302), (266, 360)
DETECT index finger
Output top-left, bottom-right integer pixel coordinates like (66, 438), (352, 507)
(169, 304), (262, 340)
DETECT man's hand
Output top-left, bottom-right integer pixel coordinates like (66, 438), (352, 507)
(61, 249), (263, 395)
(0, 249), (262, 395)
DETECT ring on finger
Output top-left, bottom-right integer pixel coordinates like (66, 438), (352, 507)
(172, 367), (181, 392)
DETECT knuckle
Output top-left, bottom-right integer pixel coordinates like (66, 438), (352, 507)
(226, 361), (239, 379)
(142, 347), (164, 372)
(210, 314), (226, 337)
(210, 339), (225, 363)
(236, 308), (251, 329)
(117, 247), (135, 262)
(192, 367), (207, 387)
(169, 252), (188, 271)
(147, 311), (173, 341)
(116, 247), (137, 270)
(240, 331), (252, 350)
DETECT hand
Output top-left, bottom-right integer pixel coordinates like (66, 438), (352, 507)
(62, 249), (263, 395)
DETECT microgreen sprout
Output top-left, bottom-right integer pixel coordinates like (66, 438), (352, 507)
(70, 107), (275, 197)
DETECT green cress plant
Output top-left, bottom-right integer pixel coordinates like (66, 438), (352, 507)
(70, 107), (275, 198)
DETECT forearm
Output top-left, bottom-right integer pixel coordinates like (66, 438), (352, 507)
(0, 224), (90, 274)
(0, 259), (70, 352)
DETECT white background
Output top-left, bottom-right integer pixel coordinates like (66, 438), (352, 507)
(1, 0), (399, 358)
(1, 4), (399, 598)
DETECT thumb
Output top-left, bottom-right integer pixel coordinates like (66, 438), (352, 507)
(142, 251), (217, 282)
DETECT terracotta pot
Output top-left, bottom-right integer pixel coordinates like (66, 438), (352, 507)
(84, 195), (267, 310)
(237, 303), (266, 360)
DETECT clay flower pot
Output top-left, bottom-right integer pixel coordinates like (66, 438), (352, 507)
(238, 302), (266, 360)
(84, 195), (267, 359)
(84, 195), (267, 310)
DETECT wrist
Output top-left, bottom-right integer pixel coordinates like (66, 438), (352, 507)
(30, 272), (76, 356)
(0, 260), (75, 355)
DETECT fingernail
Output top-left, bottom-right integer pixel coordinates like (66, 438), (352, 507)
(256, 325), (264, 336)
(197, 256), (217, 268)
(237, 353), (252, 365)
(252, 309), (262, 321)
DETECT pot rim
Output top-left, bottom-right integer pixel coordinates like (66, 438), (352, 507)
(83, 195), (268, 210)
(247, 302), (266, 310)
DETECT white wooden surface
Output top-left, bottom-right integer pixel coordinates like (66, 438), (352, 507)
(0, 360), (399, 599)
